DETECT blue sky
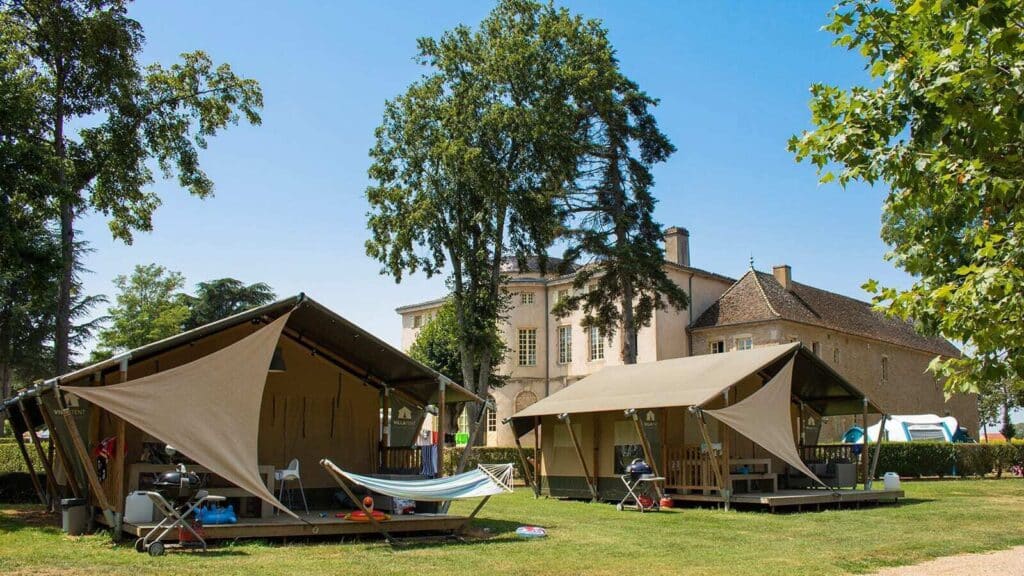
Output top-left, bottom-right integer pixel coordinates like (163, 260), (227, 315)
(78, 0), (900, 351)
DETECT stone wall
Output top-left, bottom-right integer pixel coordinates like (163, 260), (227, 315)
(691, 320), (980, 438)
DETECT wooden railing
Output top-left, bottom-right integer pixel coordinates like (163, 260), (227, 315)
(380, 446), (422, 472)
(665, 444), (719, 492)
(800, 444), (860, 465)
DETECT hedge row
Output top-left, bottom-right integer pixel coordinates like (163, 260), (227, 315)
(442, 446), (536, 480)
(874, 441), (1024, 478)
(0, 438), (49, 474)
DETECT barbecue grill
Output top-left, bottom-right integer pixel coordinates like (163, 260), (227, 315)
(617, 459), (665, 513)
(134, 465), (224, 556)
(152, 469), (202, 503)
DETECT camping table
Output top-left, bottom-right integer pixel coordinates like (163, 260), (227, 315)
(616, 474), (665, 513)
(129, 464), (276, 518)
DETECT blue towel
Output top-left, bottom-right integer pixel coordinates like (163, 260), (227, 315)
(420, 444), (438, 478)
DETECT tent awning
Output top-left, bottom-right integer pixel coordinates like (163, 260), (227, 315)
(511, 343), (883, 437)
(46, 294), (479, 406)
(64, 313), (298, 518)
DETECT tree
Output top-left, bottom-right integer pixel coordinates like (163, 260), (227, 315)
(789, 0), (1024, 394)
(181, 278), (275, 330)
(554, 68), (687, 364)
(407, 300), (505, 436)
(978, 377), (1024, 440)
(91, 264), (188, 361)
(366, 0), (604, 424)
(1, 1), (263, 375)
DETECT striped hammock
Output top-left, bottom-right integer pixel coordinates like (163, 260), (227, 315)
(321, 459), (514, 501)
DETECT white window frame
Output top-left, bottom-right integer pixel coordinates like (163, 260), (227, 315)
(734, 335), (753, 351)
(486, 396), (497, 432)
(518, 328), (537, 366)
(811, 341), (821, 357)
(558, 325), (572, 364)
(589, 326), (605, 361)
(556, 288), (570, 303)
(709, 340), (725, 354)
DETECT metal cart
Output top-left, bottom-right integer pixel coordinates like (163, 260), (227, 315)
(133, 465), (225, 556)
(616, 473), (665, 513)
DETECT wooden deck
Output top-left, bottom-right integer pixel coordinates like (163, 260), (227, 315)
(122, 512), (469, 540)
(669, 488), (904, 511)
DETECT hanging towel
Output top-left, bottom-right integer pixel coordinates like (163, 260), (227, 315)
(420, 444), (438, 478)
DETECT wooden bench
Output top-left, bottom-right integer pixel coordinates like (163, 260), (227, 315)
(128, 463), (276, 518)
(728, 458), (777, 493)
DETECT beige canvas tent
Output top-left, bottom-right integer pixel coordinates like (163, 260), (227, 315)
(510, 343), (901, 510)
(2, 294), (480, 539)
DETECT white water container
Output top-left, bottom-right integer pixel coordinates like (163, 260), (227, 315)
(124, 491), (156, 524)
(883, 472), (901, 491)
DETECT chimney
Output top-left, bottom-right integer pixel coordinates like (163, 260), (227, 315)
(664, 226), (690, 267)
(773, 264), (792, 290)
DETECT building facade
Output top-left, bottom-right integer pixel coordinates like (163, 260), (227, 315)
(396, 228), (979, 446)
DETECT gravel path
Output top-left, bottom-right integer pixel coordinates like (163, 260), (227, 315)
(868, 546), (1024, 575)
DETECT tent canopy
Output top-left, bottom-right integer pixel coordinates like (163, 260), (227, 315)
(51, 294), (479, 406)
(511, 343), (883, 437)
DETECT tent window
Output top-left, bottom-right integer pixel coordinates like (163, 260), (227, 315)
(553, 422), (582, 448)
(558, 325), (572, 364)
(907, 426), (945, 442)
(613, 420), (644, 474)
(709, 340), (725, 354)
(518, 329), (537, 366)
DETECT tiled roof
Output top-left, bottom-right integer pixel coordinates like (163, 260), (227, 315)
(691, 270), (960, 357)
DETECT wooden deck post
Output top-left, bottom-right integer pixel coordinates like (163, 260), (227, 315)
(437, 380), (446, 477)
(18, 401), (60, 508)
(11, 415), (47, 505)
(861, 398), (869, 489)
(559, 413), (598, 501)
(628, 409), (662, 498)
(533, 416), (542, 497)
(693, 408), (727, 509)
(867, 413), (887, 489)
(56, 386), (116, 527)
(506, 419), (537, 494)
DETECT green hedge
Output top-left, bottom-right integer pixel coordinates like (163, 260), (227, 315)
(442, 446), (536, 480)
(0, 438), (49, 473)
(874, 441), (1024, 478)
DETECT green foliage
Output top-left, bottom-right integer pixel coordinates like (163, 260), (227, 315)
(180, 278), (275, 330)
(874, 441), (1024, 478)
(366, 0), (612, 400)
(91, 264), (189, 361)
(0, 438), (46, 474)
(554, 70), (686, 362)
(1, 0), (262, 373)
(407, 300), (505, 388)
(442, 446), (535, 480)
(789, 0), (1024, 394)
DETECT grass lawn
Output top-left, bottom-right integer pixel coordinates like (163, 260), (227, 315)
(1, 480), (1022, 575)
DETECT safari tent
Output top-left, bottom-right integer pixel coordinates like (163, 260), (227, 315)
(0, 294), (480, 539)
(510, 343), (903, 510)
